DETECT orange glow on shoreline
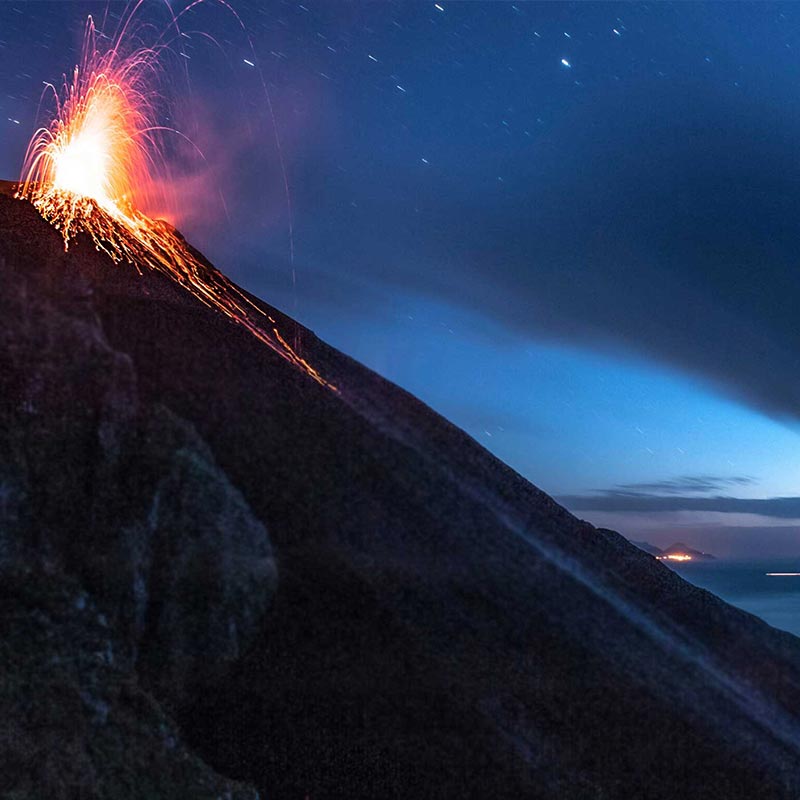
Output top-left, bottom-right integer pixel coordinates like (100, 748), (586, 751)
(17, 4), (336, 392)
(657, 554), (693, 562)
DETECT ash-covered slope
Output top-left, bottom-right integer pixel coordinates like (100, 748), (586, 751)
(2, 183), (800, 800)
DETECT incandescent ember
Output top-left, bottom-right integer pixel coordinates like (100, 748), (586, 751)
(16, 6), (335, 391)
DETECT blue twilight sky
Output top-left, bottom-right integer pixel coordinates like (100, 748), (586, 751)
(1, 1), (800, 557)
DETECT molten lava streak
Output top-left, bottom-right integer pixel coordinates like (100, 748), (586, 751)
(18, 9), (336, 392)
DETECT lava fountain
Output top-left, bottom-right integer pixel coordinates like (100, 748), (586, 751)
(17, 3), (336, 391)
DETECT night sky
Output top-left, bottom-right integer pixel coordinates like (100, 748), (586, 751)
(2, 1), (799, 557)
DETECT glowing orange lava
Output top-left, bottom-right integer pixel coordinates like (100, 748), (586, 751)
(18, 5), (336, 392)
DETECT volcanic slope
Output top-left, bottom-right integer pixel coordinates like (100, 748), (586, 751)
(2, 183), (800, 800)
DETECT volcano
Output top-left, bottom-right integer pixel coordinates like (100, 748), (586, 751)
(2, 181), (800, 799)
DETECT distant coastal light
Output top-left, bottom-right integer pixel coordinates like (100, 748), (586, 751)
(657, 554), (692, 562)
(766, 572), (800, 576)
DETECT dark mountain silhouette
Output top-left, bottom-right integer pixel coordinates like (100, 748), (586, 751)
(630, 539), (664, 556)
(2, 180), (800, 799)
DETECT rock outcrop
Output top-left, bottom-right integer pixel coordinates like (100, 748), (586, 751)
(0, 186), (275, 797)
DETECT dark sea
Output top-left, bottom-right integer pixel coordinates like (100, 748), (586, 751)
(669, 559), (800, 639)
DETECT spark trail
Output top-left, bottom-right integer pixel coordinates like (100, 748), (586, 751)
(17, 2), (335, 391)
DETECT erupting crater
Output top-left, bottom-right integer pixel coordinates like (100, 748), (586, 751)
(17, 5), (335, 391)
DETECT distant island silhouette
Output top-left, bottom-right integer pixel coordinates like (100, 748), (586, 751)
(630, 540), (716, 561)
